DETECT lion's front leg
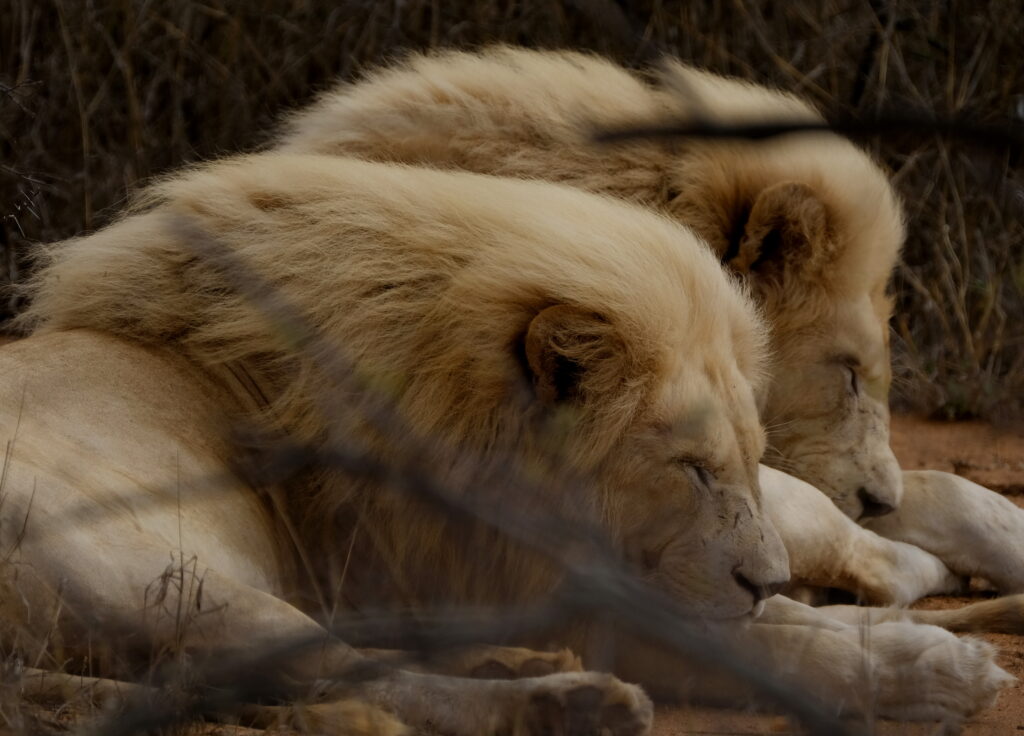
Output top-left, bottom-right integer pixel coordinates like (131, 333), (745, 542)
(762, 592), (1024, 635)
(864, 469), (1024, 593)
(355, 669), (652, 736)
(19, 663), (652, 736)
(22, 665), (651, 736)
(358, 644), (582, 678)
(613, 617), (1011, 724)
(759, 465), (962, 605)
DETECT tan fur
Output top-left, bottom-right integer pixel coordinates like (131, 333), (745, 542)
(865, 470), (1024, 593)
(17, 153), (786, 618)
(4, 154), (1014, 728)
(277, 47), (906, 519)
(18, 668), (410, 736)
(0, 329), (656, 735)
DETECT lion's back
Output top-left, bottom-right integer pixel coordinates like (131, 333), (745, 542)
(20, 154), (750, 447)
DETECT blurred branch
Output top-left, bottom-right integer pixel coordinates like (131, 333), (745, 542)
(19, 212), (856, 734)
(3, 0), (1023, 417)
(129, 213), (857, 736)
(594, 110), (1024, 156)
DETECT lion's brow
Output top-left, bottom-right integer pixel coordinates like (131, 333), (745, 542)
(827, 352), (861, 368)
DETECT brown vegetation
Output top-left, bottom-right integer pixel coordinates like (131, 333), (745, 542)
(2, 1), (1023, 419)
(2, 2), (1022, 418)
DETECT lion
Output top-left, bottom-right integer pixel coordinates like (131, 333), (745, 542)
(6, 152), (776, 733)
(274, 46), (1024, 595)
(276, 46), (902, 521)
(3, 153), (1012, 730)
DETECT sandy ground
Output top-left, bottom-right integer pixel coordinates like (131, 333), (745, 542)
(654, 414), (1024, 735)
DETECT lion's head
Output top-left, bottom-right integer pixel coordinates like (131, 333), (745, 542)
(662, 65), (905, 519)
(519, 299), (789, 618)
(275, 48), (907, 522)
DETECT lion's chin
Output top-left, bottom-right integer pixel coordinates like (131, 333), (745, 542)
(720, 601), (764, 622)
(715, 599), (765, 622)
(693, 601), (763, 623)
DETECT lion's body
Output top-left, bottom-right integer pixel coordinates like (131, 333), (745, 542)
(0, 330), (290, 655)
(0, 328), (650, 736)
(5, 52), (1023, 728)
(2, 150), (1017, 730)
(278, 47), (905, 519)
(269, 46), (1024, 613)
(18, 153), (784, 619)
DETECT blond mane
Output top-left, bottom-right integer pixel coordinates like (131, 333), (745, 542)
(280, 46), (903, 335)
(19, 153), (768, 608)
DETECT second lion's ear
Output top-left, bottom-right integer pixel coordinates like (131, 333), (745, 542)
(524, 304), (627, 405)
(730, 181), (838, 281)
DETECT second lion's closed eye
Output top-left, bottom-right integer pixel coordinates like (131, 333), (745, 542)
(675, 459), (715, 489)
(846, 365), (860, 397)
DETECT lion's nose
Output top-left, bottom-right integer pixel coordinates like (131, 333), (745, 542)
(733, 569), (788, 603)
(857, 486), (896, 518)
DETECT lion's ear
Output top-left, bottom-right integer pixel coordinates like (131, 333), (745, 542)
(524, 304), (627, 404)
(729, 181), (838, 281)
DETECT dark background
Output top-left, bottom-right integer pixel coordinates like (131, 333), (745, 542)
(2, 0), (1021, 419)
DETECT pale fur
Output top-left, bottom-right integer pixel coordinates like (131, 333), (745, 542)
(274, 44), (1024, 604)
(864, 470), (1024, 593)
(18, 153), (785, 617)
(758, 465), (962, 606)
(0, 330), (655, 736)
(0, 333), (1007, 732)
(277, 46), (905, 519)
(2, 154), (1013, 727)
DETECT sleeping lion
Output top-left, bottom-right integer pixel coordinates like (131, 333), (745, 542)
(275, 45), (1024, 598)
(7, 153), (771, 734)
(2, 154), (1011, 732)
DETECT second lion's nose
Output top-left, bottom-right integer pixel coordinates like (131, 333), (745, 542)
(733, 569), (788, 603)
(857, 486), (896, 519)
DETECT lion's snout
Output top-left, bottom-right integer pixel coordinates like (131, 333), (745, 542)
(857, 485), (896, 518)
(732, 513), (790, 605)
(732, 567), (788, 604)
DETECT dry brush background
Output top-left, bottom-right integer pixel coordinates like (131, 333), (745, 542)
(1, 0), (1022, 418)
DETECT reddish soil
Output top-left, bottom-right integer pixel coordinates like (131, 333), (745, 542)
(890, 414), (1024, 494)
(655, 414), (1024, 735)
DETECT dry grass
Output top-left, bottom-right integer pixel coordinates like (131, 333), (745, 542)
(1, 0), (1022, 418)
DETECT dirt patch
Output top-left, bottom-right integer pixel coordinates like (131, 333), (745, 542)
(891, 414), (1024, 494)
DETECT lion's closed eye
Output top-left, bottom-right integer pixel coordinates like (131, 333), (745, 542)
(845, 365), (860, 397)
(674, 458), (715, 492)
(829, 354), (862, 400)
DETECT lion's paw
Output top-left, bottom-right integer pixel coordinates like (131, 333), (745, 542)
(462, 646), (582, 679)
(515, 671), (653, 736)
(870, 623), (1014, 722)
(285, 699), (410, 736)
